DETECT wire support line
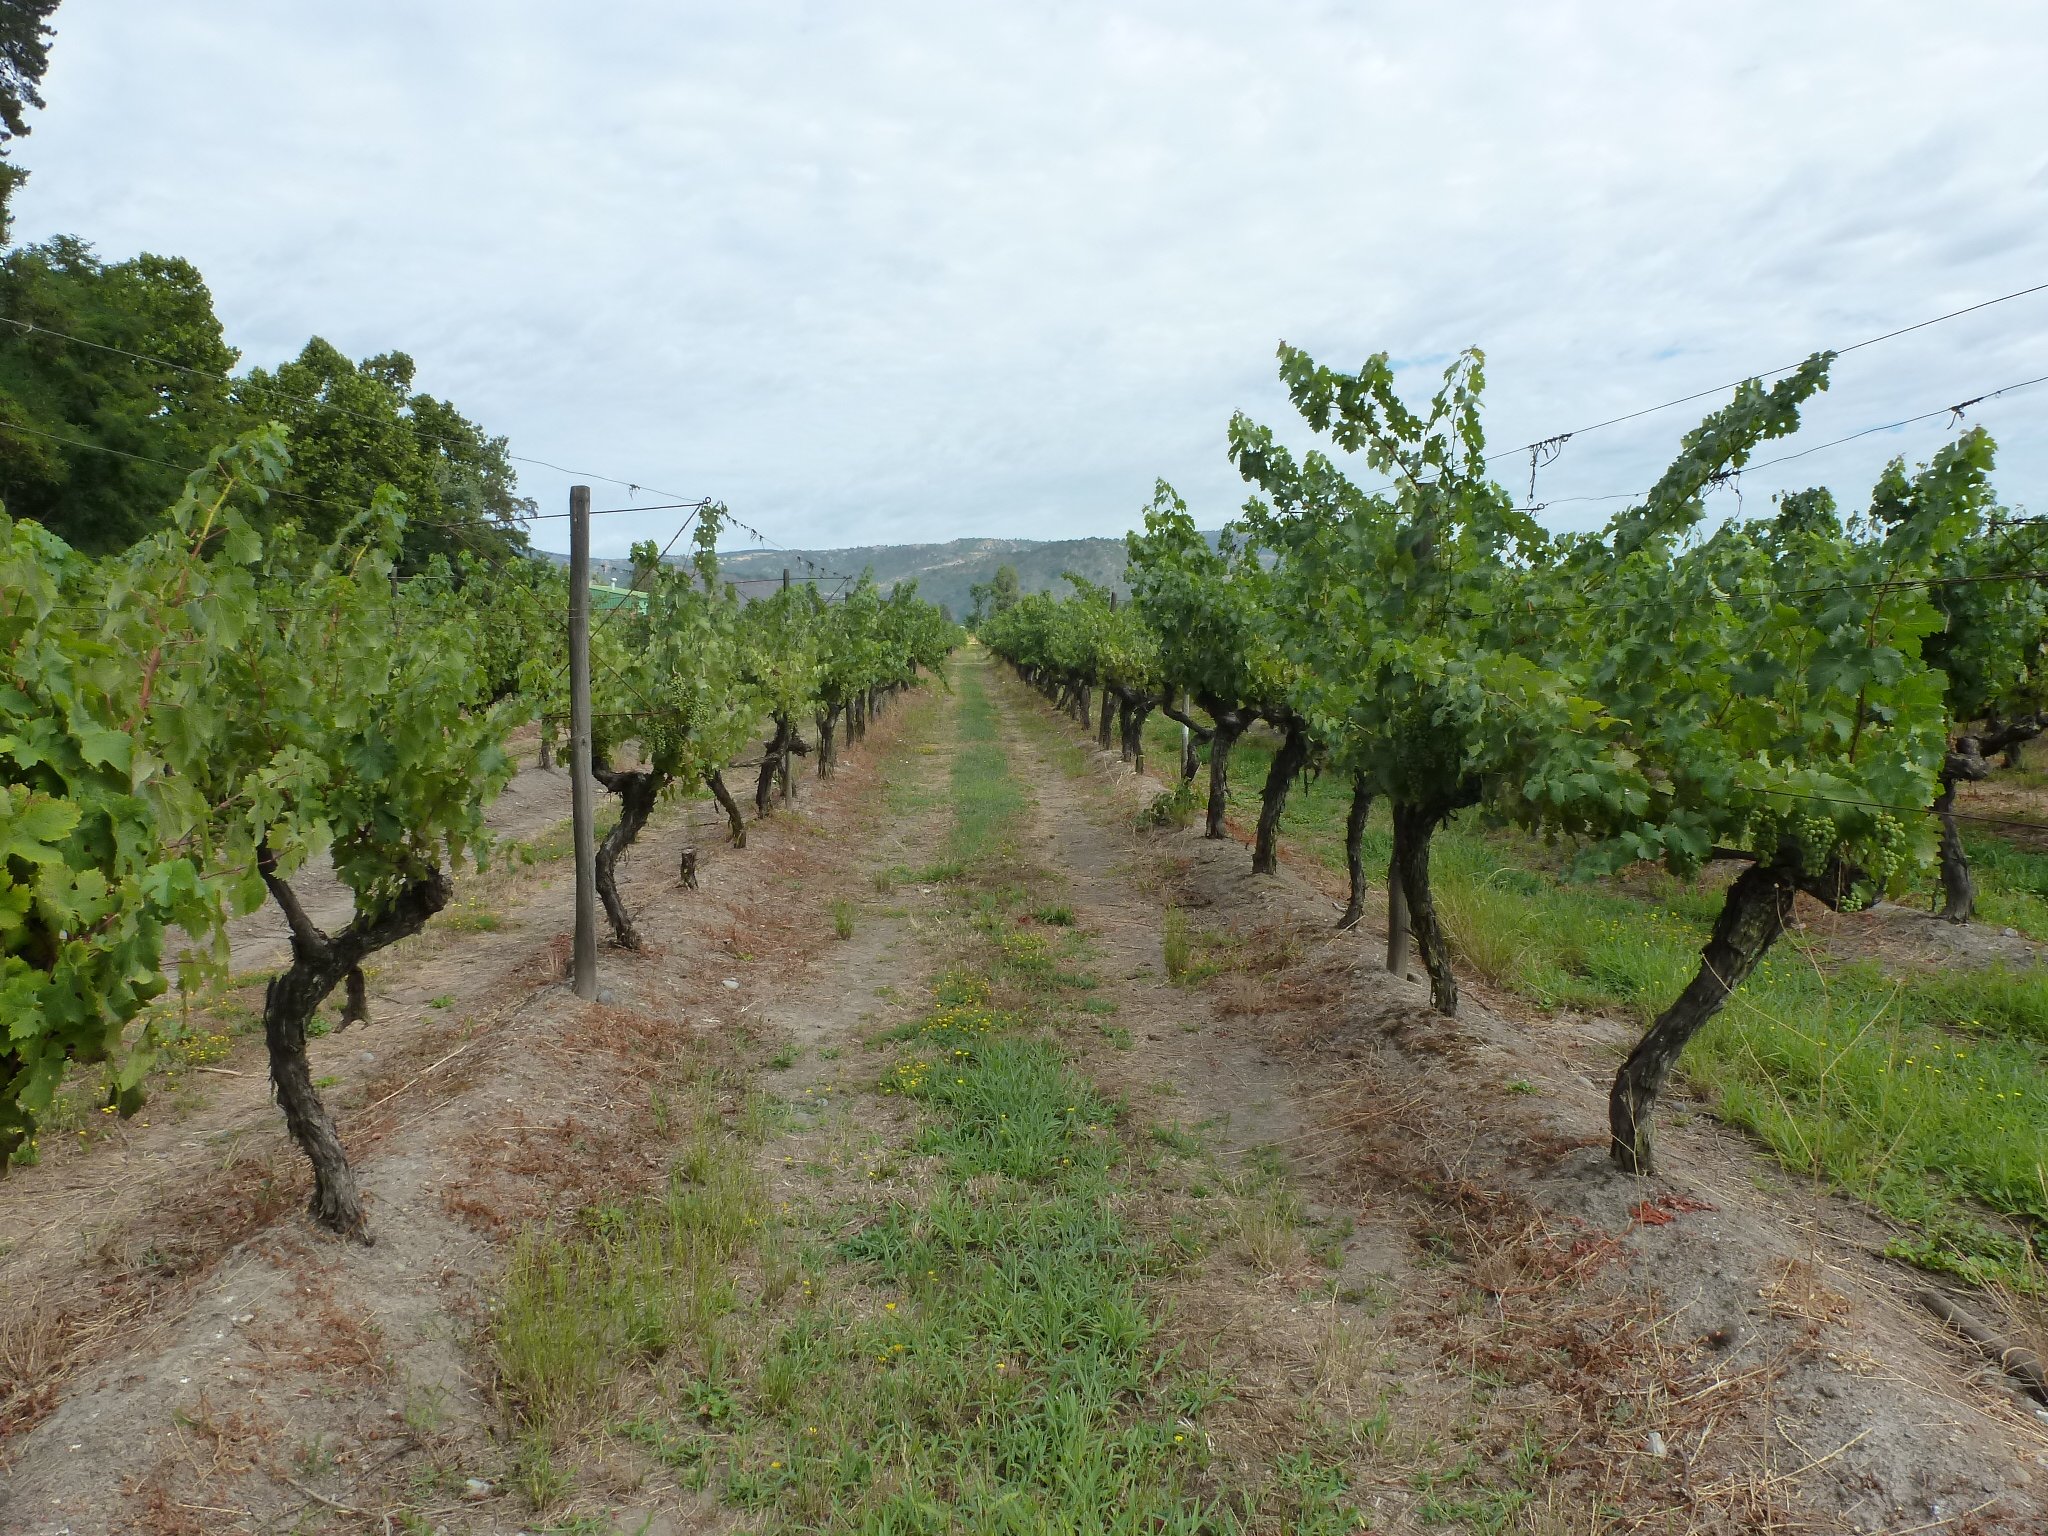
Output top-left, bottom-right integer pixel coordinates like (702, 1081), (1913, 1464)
(1347, 279), (2048, 501)
(1492, 566), (2048, 627)
(580, 506), (705, 657)
(1512, 370), (2048, 517)
(9, 276), (2045, 547)
(1747, 784), (2048, 840)
(1517, 280), (2048, 453)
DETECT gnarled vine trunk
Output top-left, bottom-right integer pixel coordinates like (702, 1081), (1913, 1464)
(706, 769), (747, 848)
(1610, 862), (1794, 1174)
(756, 716), (804, 814)
(1127, 698), (1153, 775)
(1939, 718), (2042, 922)
(1202, 709), (1246, 840)
(1098, 688), (1116, 750)
(817, 704), (843, 778)
(1252, 715), (1310, 876)
(1337, 775), (1373, 931)
(1390, 802), (1455, 1013)
(258, 849), (451, 1239)
(1935, 771), (1975, 923)
(1386, 855), (1411, 977)
(1160, 693), (1210, 783)
(591, 758), (663, 948)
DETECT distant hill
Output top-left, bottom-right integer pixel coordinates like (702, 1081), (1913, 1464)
(547, 535), (1139, 622)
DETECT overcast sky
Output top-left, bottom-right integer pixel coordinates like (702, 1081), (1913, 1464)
(14, 2), (2048, 557)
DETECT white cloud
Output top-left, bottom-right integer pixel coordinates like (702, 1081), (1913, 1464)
(15, 0), (2048, 555)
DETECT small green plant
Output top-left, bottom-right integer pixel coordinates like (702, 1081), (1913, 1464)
(513, 1430), (569, 1511)
(164, 1028), (233, 1068)
(429, 994), (455, 1010)
(1033, 904), (1076, 926)
(1163, 907), (1193, 981)
(649, 1085), (671, 1136)
(831, 899), (856, 940)
(295, 1436), (336, 1477)
(769, 1046), (799, 1070)
(402, 1380), (450, 1434)
(442, 897), (502, 932)
(1138, 777), (1200, 830)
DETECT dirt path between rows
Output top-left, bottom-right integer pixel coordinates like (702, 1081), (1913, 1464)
(0, 696), (941, 1535)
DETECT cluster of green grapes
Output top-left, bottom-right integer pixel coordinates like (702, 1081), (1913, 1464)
(1791, 810), (1841, 878)
(1744, 801), (1914, 903)
(1860, 811), (1911, 885)
(1741, 804), (1848, 877)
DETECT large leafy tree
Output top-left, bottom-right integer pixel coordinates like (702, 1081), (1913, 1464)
(235, 339), (532, 571)
(0, 0), (58, 236)
(967, 563), (1021, 631)
(0, 252), (535, 572)
(0, 238), (241, 550)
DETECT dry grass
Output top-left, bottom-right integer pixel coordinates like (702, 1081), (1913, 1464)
(1759, 1256), (1851, 1334)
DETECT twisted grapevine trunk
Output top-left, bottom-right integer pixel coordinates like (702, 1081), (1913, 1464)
(1159, 692), (1210, 783)
(1386, 854), (1411, 977)
(1337, 774), (1373, 931)
(1390, 802), (1455, 1013)
(756, 716), (801, 815)
(1127, 697), (1153, 774)
(259, 849), (451, 1239)
(1252, 716), (1310, 875)
(1610, 863), (1792, 1174)
(1937, 719), (2041, 922)
(591, 758), (663, 948)
(706, 769), (747, 848)
(1203, 709), (1246, 840)
(817, 703), (842, 778)
(1098, 688), (1115, 750)
(1934, 772), (1975, 923)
